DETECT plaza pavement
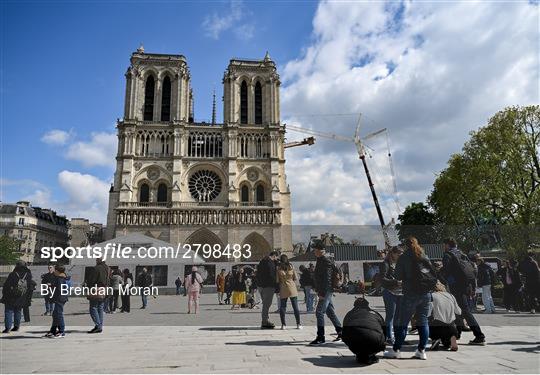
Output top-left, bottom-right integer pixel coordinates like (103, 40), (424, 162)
(1, 294), (539, 373)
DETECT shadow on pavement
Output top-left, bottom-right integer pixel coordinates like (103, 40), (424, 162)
(512, 345), (540, 353)
(302, 355), (364, 369)
(199, 327), (261, 331)
(226, 339), (311, 347)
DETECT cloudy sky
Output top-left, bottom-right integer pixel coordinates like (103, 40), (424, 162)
(1, 0), (538, 225)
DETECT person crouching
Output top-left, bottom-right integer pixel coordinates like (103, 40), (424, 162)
(342, 291), (386, 365)
(429, 281), (461, 351)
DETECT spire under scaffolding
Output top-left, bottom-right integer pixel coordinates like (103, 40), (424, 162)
(211, 88), (216, 125)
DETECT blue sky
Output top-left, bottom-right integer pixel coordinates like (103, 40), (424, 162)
(1, 1), (538, 225)
(0, 0), (316, 204)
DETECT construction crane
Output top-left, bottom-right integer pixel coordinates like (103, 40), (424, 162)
(285, 116), (399, 249)
(284, 136), (315, 149)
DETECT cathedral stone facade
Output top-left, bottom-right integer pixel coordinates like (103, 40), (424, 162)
(105, 48), (292, 260)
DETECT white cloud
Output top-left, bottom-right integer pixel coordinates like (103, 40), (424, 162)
(6, 173), (111, 224)
(41, 129), (74, 145)
(202, 0), (254, 40)
(65, 132), (117, 168)
(282, 0), (539, 226)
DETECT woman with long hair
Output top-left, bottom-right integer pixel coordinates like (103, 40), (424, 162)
(384, 237), (436, 360)
(380, 246), (403, 344)
(277, 254), (302, 329)
(185, 266), (203, 314)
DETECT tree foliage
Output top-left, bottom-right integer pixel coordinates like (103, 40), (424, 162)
(395, 202), (437, 244)
(429, 105), (540, 256)
(0, 235), (21, 265)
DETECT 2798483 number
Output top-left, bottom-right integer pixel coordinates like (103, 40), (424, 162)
(182, 244), (252, 259)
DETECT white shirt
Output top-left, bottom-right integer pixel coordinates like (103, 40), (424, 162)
(430, 291), (462, 324)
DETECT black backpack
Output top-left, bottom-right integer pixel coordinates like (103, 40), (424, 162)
(412, 258), (438, 294)
(450, 250), (477, 284)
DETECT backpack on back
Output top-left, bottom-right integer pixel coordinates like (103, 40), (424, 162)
(450, 251), (477, 284)
(331, 263), (343, 290)
(13, 272), (28, 298)
(412, 258), (438, 294)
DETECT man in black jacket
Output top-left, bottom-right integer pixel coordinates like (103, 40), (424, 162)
(519, 252), (539, 314)
(257, 251), (279, 329)
(442, 238), (485, 345)
(309, 241), (342, 345)
(343, 296), (386, 365)
(1, 261), (33, 333)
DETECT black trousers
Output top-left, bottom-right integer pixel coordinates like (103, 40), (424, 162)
(450, 286), (485, 340)
(503, 285), (520, 311)
(23, 305), (30, 322)
(429, 320), (458, 347)
(121, 294), (130, 312)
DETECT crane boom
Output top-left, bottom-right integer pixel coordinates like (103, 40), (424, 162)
(285, 119), (395, 248)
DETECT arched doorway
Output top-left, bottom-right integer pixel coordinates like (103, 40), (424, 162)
(242, 232), (271, 262)
(185, 228), (224, 262)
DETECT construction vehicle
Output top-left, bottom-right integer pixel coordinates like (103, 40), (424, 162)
(284, 115), (399, 249)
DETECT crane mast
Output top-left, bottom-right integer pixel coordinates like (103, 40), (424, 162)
(285, 117), (394, 248)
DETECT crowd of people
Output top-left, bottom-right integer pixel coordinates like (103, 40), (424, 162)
(1, 239), (539, 366)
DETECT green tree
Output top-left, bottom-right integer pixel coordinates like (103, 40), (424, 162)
(0, 235), (21, 264)
(429, 105), (540, 256)
(395, 202), (437, 244)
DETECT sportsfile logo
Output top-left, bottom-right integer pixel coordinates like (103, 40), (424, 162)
(40, 243), (252, 262)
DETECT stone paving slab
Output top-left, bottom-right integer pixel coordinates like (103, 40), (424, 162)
(1, 295), (539, 373)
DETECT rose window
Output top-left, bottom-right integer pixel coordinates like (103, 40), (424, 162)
(188, 170), (222, 201)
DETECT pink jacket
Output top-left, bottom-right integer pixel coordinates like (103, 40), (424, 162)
(185, 273), (204, 293)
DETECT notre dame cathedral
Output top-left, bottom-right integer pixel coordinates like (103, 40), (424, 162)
(105, 46), (292, 259)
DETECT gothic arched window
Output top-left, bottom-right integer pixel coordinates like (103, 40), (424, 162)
(139, 183), (150, 203)
(144, 75), (155, 121)
(241, 185), (249, 203)
(255, 81), (262, 124)
(256, 184), (265, 203)
(157, 183), (168, 203)
(240, 81), (248, 124)
(161, 76), (171, 121)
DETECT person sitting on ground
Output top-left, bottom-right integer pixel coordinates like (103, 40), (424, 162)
(429, 281), (461, 351)
(342, 285), (386, 366)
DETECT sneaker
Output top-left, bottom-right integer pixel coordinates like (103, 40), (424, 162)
(430, 339), (441, 351)
(469, 337), (486, 346)
(43, 332), (55, 338)
(332, 333), (342, 342)
(297, 324), (303, 330)
(414, 349), (427, 360)
(2, 329), (10, 334)
(280, 325), (286, 330)
(261, 322), (275, 329)
(87, 327), (98, 334)
(53, 332), (65, 338)
(383, 348), (402, 359)
(11, 326), (19, 332)
(531, 309), (536, 314)
(309, 337), (326, 346)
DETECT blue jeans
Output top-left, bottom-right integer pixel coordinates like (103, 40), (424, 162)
(89, 300), (105, 329)
(304, 286), (314, 312)
(393, 292), (431, 351)
(382, 289), (401, 342)
(44, 298), (55, 314)
(142, 294), (148, 308)
(315, 292), (342, 338)
(51, 302), (65, 333)
(280, 297), (301, 326)
(4, 305), (22, 331)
